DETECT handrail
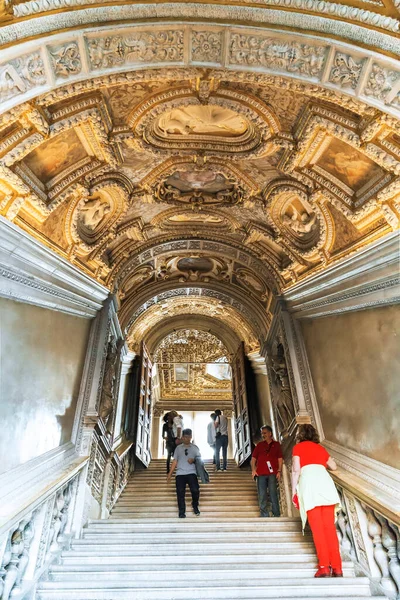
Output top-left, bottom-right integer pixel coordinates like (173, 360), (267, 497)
(0, 458), (88, 600)
(332, 469), (400, 527)
(0, 436), (135, 599)
(0, 445), (88, 536)
(333, 475), (400, 600)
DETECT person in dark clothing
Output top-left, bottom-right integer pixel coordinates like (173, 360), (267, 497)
(162, 412), (176, 474)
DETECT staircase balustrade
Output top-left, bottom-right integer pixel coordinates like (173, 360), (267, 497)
(334, 482), (400, 600)
(0, 474), (80, 600)
(0, 439), (134, 600)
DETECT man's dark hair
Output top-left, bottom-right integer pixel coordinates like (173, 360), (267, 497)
(182, 428), (192, 436)
(261, 425), (273, 433)
(215, 409), (222, 416)
(210, 413), (216, 420)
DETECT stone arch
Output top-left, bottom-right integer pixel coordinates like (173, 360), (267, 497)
(127, 301), (260, 355)
(0, 22), (398, 119)
(120, 283), (270, 347)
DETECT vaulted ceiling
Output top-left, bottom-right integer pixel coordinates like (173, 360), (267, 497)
(0, 1), (399, 352)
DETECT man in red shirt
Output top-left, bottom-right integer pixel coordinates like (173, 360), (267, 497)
(251, 425), (283, 517)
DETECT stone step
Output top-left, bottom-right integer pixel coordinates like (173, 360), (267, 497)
(81, 531), (309, 543)
(123, 480), (254, 488)
(61, 552), (320, 566)
(112, 501), (258, 510)
(89, 517), (301, 525)
(38, 578), (374, 598)
(48, 565), (356, 582)
(85, 522), (304, 533)
(104, 516), (290, 522)
(123, 485), (255, 491)
(121, 487), (257, 494)
(37, 595), (385, 600)
(114, 499), (258, 508)
(66, 541), (316, 555)
(110, 511), (261, 519)
(131, 476), (245, 479)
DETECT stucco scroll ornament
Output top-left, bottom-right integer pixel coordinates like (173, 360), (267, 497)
(99, 336), (123, 433)
(119, 264), (155, 300)
(235, 267), (269, 302)
(49, 43), (81, 78)
(264, 181), (326, 258)
(154, 178), (244, 207)
(330, 53), (363, 90)
(0, 52), (46, 104)
(156, 255), (230, 284)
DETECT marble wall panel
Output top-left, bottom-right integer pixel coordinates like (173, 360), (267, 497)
(0, 297), (90, 475)
(301, 305), (400, 469)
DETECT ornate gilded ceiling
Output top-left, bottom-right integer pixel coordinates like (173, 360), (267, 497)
(0, 3), (399, 353)
(153, 329), (232, 402)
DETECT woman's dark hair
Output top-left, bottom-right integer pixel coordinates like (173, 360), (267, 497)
(296, 424), (320, 444)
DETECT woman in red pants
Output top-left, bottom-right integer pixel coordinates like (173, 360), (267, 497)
(291, 424), (342, 578)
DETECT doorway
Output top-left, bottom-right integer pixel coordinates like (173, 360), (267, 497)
(157, 410), (234, 460)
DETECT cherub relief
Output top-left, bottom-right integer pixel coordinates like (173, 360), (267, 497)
(79, 196), (111, 231)
(282, 205), (317, 235)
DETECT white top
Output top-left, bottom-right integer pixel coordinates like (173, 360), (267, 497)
(207, 421), (216, 445)
(172, 415), (183, 438)
(297, 464), (341, 530)
(216, 414), (228, 436)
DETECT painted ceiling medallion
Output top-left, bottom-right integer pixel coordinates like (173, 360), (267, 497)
(154, 169), (244, 207)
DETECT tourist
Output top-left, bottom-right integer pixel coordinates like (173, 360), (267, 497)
(291, 423), (342, 578)
(169, 410), (183, 444)
(167, 428), (201, 518)
(207, 412), (217, 464)
(251, 425), (283, 517)
(162, 412), (175, 474)
(214, 409), (228, 471)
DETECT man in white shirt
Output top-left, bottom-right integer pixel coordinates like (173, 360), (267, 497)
(207, 413), (217, 464)
(167, 428), (201, 518)
(214, 409), (229, 471)
(170, 411), (183, 440)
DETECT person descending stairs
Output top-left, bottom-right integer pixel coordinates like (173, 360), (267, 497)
(37, 459), (385, 600)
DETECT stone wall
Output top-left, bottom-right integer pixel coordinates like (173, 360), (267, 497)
(301, 305), (400, 469)
(0, 297), (90, 475)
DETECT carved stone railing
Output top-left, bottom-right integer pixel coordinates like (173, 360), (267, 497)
(335, 482), (400, 600)
(0, 435), (134, 600)
(86, 420), (134, 519)
(0, 469), (83, 600)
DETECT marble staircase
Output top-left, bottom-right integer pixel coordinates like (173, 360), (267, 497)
(37, 459), (384, 600)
